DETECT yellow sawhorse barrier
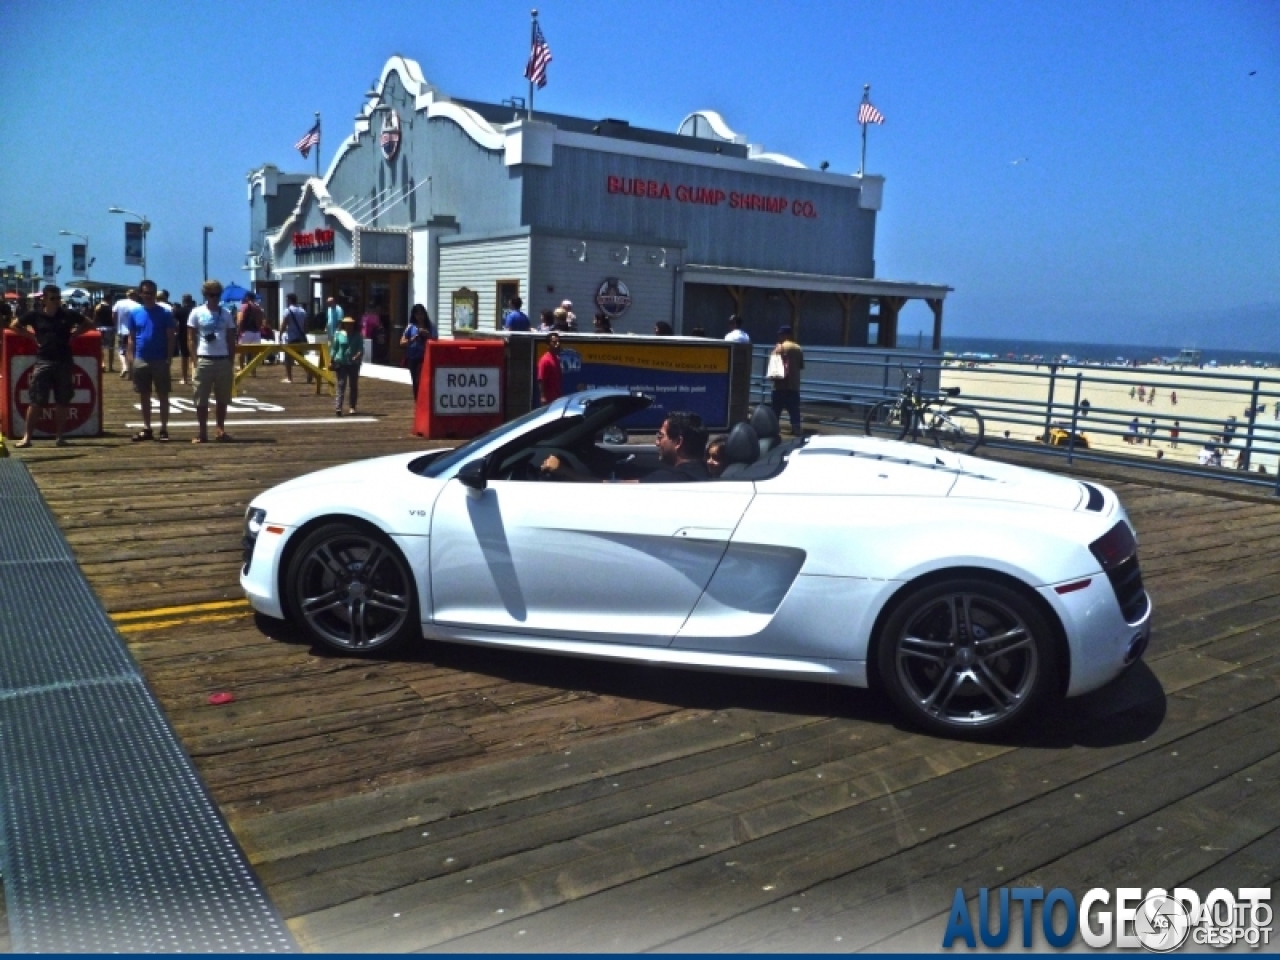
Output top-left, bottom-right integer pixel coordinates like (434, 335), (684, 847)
(233, 342), (333, 396)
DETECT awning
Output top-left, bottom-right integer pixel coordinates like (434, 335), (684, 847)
(681, 263), (951, 300)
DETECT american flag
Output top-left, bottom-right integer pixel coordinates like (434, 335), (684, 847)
(524, 21), (552, 89)
(857, 99), (885, 125)
(294, 121), (321, 158)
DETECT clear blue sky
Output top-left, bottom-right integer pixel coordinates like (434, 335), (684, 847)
(1, 0), (1275, 343)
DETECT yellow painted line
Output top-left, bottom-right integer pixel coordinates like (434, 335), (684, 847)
(111, 598), (251, 623)
(116, 612), (250, 634)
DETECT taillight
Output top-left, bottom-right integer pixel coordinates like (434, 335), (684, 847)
(1089, 522), (1136, 570)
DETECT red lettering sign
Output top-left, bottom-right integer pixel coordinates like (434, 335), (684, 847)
(606, 176), (816, 218)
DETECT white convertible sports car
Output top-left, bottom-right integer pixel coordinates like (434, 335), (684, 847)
(241, 389), (1151, 736)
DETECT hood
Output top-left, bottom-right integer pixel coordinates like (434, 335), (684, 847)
(255, 450), (430, 501)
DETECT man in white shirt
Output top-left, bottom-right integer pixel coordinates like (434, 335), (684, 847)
(186, 279), (238, 444)
(724, 314), (750, 343)
(112, 289), (139, 377)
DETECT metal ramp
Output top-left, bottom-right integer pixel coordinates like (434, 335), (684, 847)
(0, 458), (296, 952)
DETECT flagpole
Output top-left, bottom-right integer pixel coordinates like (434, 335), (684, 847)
(527, 9), (537, 120)
(858, 84), (870, 177)
(314, 111), (321, 178)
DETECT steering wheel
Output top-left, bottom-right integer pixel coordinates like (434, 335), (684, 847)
(532, 447), (592, 481)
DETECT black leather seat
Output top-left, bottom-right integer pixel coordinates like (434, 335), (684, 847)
(750, 404), (781, 456)
(717, 422), (760, 479)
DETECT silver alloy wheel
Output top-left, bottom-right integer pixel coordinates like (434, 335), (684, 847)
(892, 590), (1039, 728)
(294, 527), (413, 651)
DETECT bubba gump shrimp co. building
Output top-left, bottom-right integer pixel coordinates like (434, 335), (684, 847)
(245, 54), (950, 368)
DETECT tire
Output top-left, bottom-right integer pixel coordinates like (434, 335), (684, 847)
(865, 399), (909, 440)
(284, 521), (418, 655)
(876, 577), (1059, 737)
(929, 405), (984, 454)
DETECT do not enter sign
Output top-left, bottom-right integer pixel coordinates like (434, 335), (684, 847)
(10, 356), (100, 437)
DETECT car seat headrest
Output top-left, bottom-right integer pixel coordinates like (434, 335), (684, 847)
(750, 404), (780, 440)
(725, 422), (761, 465)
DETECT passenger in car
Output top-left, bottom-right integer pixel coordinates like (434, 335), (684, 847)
(705, 434), (728, 478)
(541, 412), (710, 483)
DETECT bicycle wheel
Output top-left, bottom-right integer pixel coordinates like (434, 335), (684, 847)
(865, 399), (910, 440)
(929, 405), (984, 454)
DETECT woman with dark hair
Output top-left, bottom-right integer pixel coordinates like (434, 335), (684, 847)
(592, 312), (613, 334)
(653, 321), (674, 336)
(401, 303), (433, 398)
(537, 309), (556, 332)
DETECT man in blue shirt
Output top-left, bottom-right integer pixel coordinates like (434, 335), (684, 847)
(502, 296), (531, 332)
(126, 279), (176, 441)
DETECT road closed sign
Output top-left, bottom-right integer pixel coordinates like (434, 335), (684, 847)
(434, 366), (500, 415)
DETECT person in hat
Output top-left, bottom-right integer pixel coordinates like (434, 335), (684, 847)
(330, 314), (364, 415)
(558, 299), (578, 331)
(770, 325), (804, 436)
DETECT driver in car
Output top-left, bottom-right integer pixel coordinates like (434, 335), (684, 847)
(541, 411), (710, 483)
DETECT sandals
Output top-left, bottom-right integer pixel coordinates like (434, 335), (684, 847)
(14, 438), (32, 449)
(192, 436), (208, 444)
(132, 429), (154, 443)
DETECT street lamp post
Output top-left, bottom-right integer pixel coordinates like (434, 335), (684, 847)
(203, 226), (213, 281)
(59, 230), (92, 280)
(108, 206), (150, 279)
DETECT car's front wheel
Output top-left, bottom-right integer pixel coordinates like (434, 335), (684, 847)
(876, 577), (1058, 737)
(285, 521), (418, 655)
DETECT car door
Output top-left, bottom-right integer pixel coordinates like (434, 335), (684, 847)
(429, 476), (754, 646)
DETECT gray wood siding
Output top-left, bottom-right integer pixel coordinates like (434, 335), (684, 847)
(437, 237), (530, 335)
(529, 236), (683, 336)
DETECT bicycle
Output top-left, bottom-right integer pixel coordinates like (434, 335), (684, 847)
(864, 366), (985, 454)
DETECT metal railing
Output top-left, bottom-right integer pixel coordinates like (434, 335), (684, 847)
(750, 346), (1280, 495)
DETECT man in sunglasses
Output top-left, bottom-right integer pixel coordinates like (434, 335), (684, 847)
(9, 285), (93, 447)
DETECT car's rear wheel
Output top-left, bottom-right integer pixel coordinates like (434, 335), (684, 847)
(876, 577), (1058, 737)
(285, 521), (417, 655)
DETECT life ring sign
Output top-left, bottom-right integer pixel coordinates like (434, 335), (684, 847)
(380, 109), (401, 161)
(595, 278), (631, 318)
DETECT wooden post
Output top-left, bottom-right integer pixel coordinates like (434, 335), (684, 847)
(927, 297), (944, 351)
(836, 293), (853, 346)
(879, 296), (906, 349)
(724, 285), (745, 317)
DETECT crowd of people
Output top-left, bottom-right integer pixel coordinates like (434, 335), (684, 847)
(7, 281), (805, 449)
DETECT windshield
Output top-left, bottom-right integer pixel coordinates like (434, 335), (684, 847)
(412, 405), (556, 478)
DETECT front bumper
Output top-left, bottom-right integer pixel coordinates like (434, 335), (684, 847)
(240, 525), (292, 620)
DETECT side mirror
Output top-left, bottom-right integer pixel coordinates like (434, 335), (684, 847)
(602, 425), (628, 444)
(457, 458), (487, 492)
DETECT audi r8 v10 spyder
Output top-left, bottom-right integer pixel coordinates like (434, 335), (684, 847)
(241, 389), (1151, 736)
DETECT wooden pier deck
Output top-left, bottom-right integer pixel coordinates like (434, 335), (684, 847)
(6, 368), (1278, 951)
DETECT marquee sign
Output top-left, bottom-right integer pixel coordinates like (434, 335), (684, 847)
(595, 278), (632, 318)
(380, 109), (401, 162)
(292, 228), (335, 252)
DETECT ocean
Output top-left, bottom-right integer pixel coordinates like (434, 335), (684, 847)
(934, 336), (1280, 368)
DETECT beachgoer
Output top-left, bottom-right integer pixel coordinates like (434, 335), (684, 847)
(187, 279), (238, 443)
(236, 293), (263, 370)
(1169, 421), (1180, 448)
(9, 285), (93, 448)
(331, 316), (364, 415)
(502, 296), (530, 332)
(770, 325), (805, 436)
(401, 304), (432, 398)
(1137, 385), (1145, 402)
(1079, 398), (1091, 418)
(1146, 419), (1157, 445)
(173, 293), (194, 384)
(126, 279), (176, 442)
(724, 314), (750, 343)
(1126, 417), (1140, 444)
(1170, 390), (1177, 406)
(537, 332), (563, 405)
(1129, 386), (1136, 399)
(1148, 388), (1156, 405)
(113, 289), (139, 377)
(281, 293), (312, 383)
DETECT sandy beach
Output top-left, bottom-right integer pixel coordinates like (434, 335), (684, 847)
(939, 361), (1280, 472)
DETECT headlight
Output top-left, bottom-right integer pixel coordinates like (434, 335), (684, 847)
(244, 507), (267, 538)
